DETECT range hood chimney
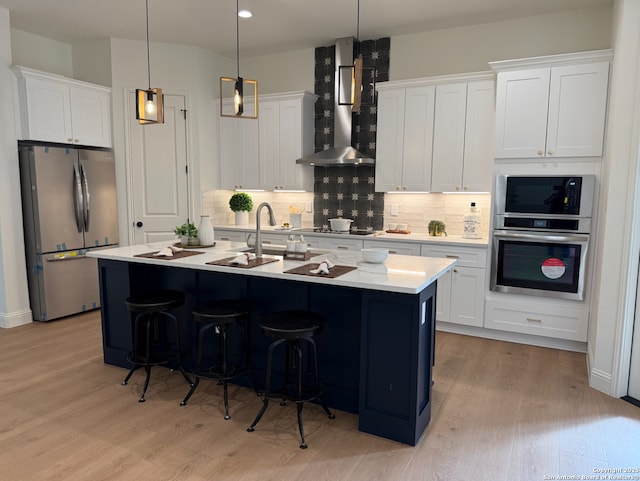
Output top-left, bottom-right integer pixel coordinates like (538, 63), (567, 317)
(297, 37), (375, 166)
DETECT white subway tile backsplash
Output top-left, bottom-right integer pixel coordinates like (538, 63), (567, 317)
(203, 189), (491, 237)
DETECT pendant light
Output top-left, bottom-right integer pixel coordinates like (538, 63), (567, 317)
(136, 0), (164, 124)
(220, 0), (258, 119)
(338, 0), (371, 113)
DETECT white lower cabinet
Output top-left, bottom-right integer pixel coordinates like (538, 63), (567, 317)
(315, 237), (364, 251)
(363, 240), (421, 256)
(420, 244), (487, 327)
(214, 229), (247, 243)
(484, 298), (589, 342)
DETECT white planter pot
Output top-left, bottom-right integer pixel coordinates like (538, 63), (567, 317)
(235, 211), (249, 225)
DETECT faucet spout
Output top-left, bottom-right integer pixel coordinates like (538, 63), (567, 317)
(255, 202), (277, 257)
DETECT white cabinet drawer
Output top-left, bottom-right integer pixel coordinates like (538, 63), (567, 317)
(215, 229), (247, 243)
(484, 298), (588, 341)
(363, 240), (420, 256)
(317, 237), (364, 251)
(420, 244), (487, 268)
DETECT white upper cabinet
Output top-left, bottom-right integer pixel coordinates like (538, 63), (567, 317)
(219, 114), (260, 190)
(219, 91), (317, 192)
(13, 66), (112, 148)
(259, 91), (317, 191)
(375, 85), (435, 192)
(430, 79), (495, 193)
(491, 51), (611, 159)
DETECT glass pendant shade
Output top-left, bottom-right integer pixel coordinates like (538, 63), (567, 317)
(135, 0), (164, 125)
(220, 77), (258, 119)
(136, 88), (164, 124)
(219, 0), (258, 119)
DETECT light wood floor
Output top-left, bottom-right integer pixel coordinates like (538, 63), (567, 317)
(1, 311), (639, 481)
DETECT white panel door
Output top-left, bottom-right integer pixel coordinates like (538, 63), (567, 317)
(628, 264), (640, 402)
(401, 85), (435, 192)
(129, 93), (190, 244)
(70, 86), (112, 148)
(375, 88), (406, 192)
(547, 62), (609, 157)
(431, 82), (467, 192)
(494, 68), (550, 158)
(462, 79), (495, 193)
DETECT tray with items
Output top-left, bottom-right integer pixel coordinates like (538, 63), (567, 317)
(385, 230), (411, 234)
(284, 262), (357, 278)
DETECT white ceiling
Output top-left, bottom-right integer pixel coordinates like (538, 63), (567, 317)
(0, 0), (612, 58)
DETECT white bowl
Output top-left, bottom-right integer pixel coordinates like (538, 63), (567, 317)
(361, 248), (388, 263)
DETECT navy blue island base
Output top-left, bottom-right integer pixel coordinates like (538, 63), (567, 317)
(97, 257), (438, 446)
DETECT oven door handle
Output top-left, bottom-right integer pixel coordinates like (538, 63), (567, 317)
(493, 231), (589, 242)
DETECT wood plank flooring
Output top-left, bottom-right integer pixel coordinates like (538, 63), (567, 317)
(0, 310), (639, 481)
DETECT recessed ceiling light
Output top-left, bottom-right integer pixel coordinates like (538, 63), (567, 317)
(238, 9), (252, 18)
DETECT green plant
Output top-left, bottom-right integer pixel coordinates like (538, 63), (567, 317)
(229, 192), (254, 212)
(174, 222), (198, 238)
(428, 220), (447, 236)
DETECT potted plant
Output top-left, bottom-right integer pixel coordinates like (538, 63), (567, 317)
(174, 222), (199, 245)
(229, 192), (253, 225)
(428, 220), (447, 237)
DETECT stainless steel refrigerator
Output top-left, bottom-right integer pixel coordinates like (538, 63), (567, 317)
(19, 142), (119, 321)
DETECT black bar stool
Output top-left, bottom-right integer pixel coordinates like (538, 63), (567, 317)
(122, 289), (193, 402)
(247, 309), (335, 449)
(180, 299), (252, 420)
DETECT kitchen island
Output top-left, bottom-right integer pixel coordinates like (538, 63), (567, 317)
(88, 240), (455, 445)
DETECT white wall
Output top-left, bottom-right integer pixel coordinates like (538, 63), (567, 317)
(72, 38), (112, 86)
(243, 48), (315, 94)
(0, 8), (31, 327)
(108, 38), (232, 243)
(390, 6), (612, 79)
(588, 0), (640, 396)
(10, 28), (72, 76)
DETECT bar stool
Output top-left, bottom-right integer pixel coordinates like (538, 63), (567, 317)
(122, 289), (193, 402)
(180, 299), (252, 420)
(247, 309), (335, 449)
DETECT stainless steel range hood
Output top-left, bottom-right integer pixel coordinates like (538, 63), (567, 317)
(297, 37), (375, 166)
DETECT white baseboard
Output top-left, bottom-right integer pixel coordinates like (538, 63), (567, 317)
(588, 367), (613, 395)
(0, 308), (33, 328)
(435, 321), (588, 353)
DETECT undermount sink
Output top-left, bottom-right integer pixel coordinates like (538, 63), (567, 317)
(239, 245), (330, 256)
(240, 246), (287, 256)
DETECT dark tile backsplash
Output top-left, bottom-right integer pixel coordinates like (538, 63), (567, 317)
(312, 38), (390, 230)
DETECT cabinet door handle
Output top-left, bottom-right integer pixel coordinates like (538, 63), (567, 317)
(445, 255), (458, 259)
(537, 150), (543, 156)
(389, 250), (397, 254)
(220, 237), (230, 241)
(337, 246), (349, 250)
(547, 150), (554, 155)
(263, 240), (272, 244)
(526, 317), (542, 323)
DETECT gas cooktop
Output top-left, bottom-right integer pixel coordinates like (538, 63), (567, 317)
(297, 227), (377, 236)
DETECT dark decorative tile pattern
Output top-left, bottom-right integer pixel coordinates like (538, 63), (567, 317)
(313, 165), (384, 231)
(312, 38), (391, 231)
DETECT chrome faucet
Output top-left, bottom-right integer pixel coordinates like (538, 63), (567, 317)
(254, 202), (277, 257)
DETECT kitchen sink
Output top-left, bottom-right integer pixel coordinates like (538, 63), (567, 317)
(239, 246), (330, 256)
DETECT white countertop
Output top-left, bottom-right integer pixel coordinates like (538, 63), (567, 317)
(87, 240), (456, 295)
(214, 224), (488, 247)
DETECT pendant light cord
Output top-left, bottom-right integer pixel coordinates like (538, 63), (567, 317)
(236, 0), (240, 79)
(145, 0), (151, 89)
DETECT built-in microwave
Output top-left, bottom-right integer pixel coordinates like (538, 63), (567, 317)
(494, 175), (595, 233)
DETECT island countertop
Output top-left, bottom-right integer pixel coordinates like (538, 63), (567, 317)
(87, 240), (456, 294)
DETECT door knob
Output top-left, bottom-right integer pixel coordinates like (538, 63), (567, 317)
(136, 221), (143, 227)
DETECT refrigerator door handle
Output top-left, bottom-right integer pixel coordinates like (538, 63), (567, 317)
(80, 162), (91, 231)
(73, 162), (84, 233)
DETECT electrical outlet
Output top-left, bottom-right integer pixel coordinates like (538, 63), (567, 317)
(306, 201), (313, 213)
(390, 203), (399, 216)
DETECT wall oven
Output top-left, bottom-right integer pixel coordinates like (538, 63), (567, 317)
(490, 175), (595, 301)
